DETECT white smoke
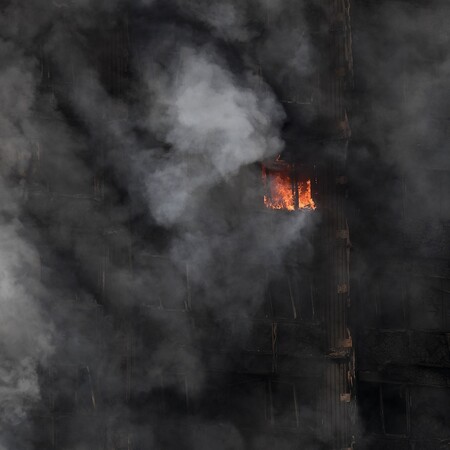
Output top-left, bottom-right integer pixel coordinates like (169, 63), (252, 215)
(140, 45), (285, 225)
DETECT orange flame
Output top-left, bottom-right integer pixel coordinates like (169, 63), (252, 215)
(298, 179), (316, 210)
(262, 165), (316, 211)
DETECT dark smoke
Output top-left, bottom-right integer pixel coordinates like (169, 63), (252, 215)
(349, 0), (450, 446)
(6, 0), (449, 448)
(0, 1), (323, 449)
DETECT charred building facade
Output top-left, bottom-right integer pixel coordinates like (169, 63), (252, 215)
(0, 1), (448, 450)
(350, 1), (450, 449)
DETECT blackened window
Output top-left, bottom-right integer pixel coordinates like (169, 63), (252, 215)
(381, 384), (408, 435)
(359, 382), (383, 434)
(359, 382), (408, 436)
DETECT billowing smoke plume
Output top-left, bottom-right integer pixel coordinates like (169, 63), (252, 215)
(130, 43), (283, 225)
(0, 0), (324, 448)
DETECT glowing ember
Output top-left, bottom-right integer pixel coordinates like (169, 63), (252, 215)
(262, 165), (316, 211)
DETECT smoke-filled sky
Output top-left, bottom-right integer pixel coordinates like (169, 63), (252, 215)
(1, 0), (449, 449)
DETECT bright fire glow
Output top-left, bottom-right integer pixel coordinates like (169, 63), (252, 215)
(262, 164), (316, 211)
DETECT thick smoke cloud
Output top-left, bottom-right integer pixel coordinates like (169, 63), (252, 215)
(350, 0), (450, 267)
(0, 0), (323, 448)
(0, 39), (55, 448)
(140, 43), (285, 224)
(349, 0), (450, 445)
(0, 189), (54, 437)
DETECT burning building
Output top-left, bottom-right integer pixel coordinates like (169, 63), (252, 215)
(349, 1), (450, 449)
(262, 158), (316, 211)
(0, 0), (448, 449)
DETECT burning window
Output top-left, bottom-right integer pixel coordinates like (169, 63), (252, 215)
(262, 159), (316, 211)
